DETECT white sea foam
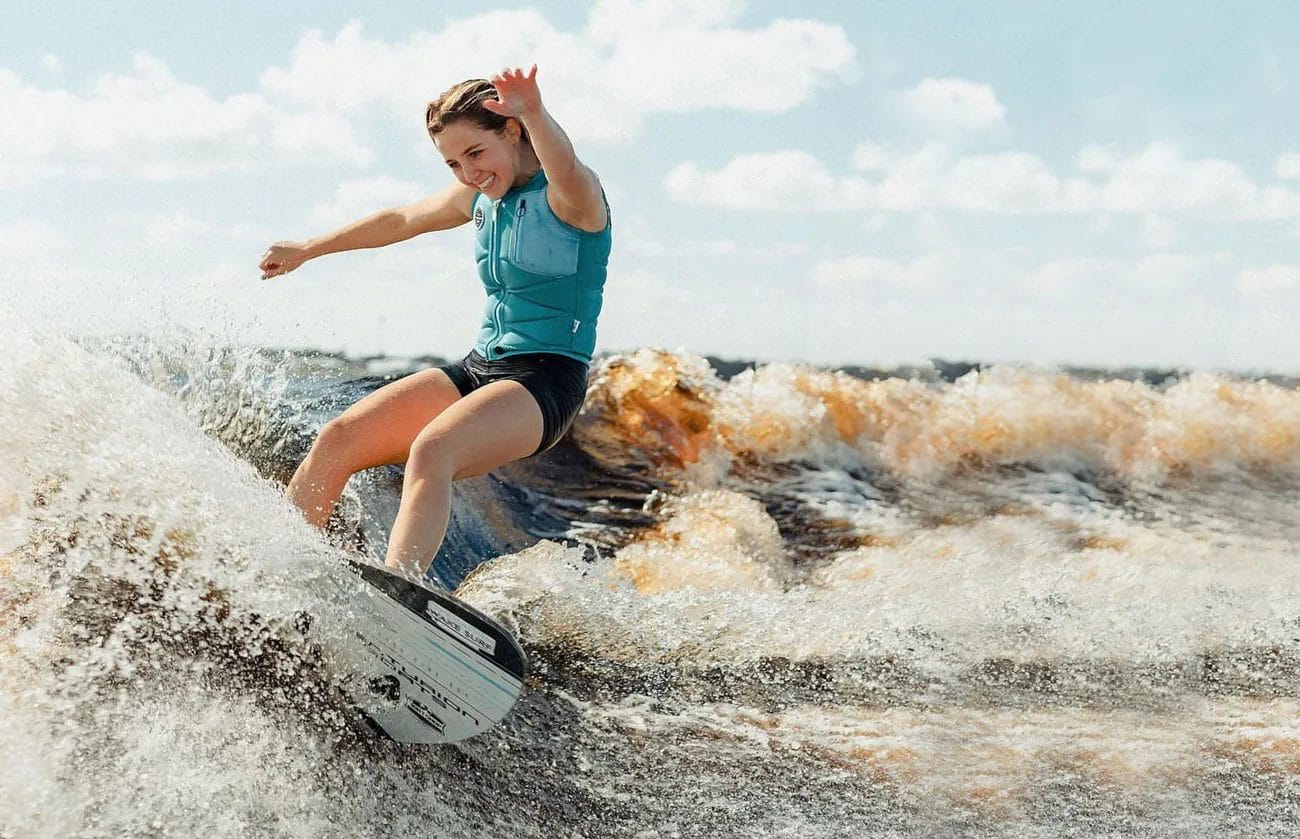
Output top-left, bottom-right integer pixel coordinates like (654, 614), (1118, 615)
(5, 319), (1300, 837)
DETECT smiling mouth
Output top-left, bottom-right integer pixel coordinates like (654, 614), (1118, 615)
(475, 174), (496, 191)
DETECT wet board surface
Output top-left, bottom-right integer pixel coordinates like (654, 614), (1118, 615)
(333, 557), (527, 744)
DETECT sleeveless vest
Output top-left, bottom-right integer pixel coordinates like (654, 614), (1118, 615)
(471, 170), (611, 363)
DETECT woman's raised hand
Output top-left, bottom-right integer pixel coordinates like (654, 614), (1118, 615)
(259, 241), (311, 280)
(483, 65), (542, 118)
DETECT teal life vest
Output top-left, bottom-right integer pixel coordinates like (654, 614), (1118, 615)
(471, 169), (611, 364)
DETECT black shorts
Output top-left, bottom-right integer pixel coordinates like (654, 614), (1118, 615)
(438, 350), (590, 455)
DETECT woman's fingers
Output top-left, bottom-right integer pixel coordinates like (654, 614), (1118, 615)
(487, 66), (541, 116)
(492, 65), (536, 85)
(259, 243), (304, 279)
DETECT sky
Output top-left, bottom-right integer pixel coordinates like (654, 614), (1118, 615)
(2, 0), (1298, 372)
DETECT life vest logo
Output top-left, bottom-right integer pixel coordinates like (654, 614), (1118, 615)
(473, 206), (485, 229)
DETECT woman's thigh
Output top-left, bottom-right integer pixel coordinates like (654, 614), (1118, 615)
(324, 368), (464, 470)
(410, 379), (545, 480)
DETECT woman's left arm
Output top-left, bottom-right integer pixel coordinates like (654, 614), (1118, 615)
(486, 66), (608, 233)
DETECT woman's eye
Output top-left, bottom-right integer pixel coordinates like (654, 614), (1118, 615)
(469, 150), (482, 158)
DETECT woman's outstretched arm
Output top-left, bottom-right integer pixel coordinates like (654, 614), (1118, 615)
(259, 180), (478, 279)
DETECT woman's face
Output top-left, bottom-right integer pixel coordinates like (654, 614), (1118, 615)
(434, 120), (522, 200)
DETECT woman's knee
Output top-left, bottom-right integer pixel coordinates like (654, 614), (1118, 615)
(310, 416), (364, 465)
(405, 428), (457, 481)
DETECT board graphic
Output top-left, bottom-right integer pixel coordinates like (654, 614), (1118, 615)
(332, 557), (527, 744)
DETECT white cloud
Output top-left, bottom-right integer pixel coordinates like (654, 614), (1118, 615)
(592, 2), (855, 115)
(674, 144), (1063, 214)
(596, 267), (696, 350)
(1026, 252), (1233, 301)
(586, 0), (746, 35)
(853, 143), (950, 211)
(306, 175), (430, 229)
(1073, 145), (1300, 219)
(851, 143), (893, 172)
(259, 19), (492, 114)
(665, 151), (838, 210)
(1076, 144), (1122, 174)
(1074, 142), (1261, 216)
(1261, 185), (1300, 219)
(142, 210), (214, 246)
(612, 209), (810, 260)
(1235, 264), (1300, 296)
(1278, 152), (1300, 181)
(39, 54), (63, 74)
(812, 255), (904, 289)
(897, 77), (1006, 133)
(943, 152), (1061, 212)
(795, 251), (1264, 368)
(0, 220), (68, 262)
(0, 54), (371, 187)
(616, 212), (669, 258)
(790, 251), (1279, 370)
(811, 252), (960, 297)
(258, 4), (855, 144)
(1140, 215), (1181, 249)
(2, 6), (855, 187)
(674, 141), (1300, 220)
(271, 110), (373, 166)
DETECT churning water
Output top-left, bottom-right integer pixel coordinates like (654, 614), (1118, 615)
(3, 317), (1300, 837)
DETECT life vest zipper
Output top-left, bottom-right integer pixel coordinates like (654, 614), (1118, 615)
(513, 199), (527, 265)
(488, 200), (505, 355)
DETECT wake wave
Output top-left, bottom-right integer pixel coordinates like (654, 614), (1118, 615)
(5, 321), (1300, 837)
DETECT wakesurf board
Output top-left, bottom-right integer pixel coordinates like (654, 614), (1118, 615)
(330, 557), (526, 744)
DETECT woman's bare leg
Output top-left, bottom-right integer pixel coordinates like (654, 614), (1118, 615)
(287, 369), (463, 528)
(385, 380), (543, 576)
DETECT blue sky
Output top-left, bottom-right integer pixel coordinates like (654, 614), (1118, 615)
(3, 1), (1298, 371)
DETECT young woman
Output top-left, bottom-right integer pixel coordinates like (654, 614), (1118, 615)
(258, 65), (611, 578)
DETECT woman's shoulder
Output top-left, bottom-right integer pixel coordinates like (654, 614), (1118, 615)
(539, 168), (608, 234)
